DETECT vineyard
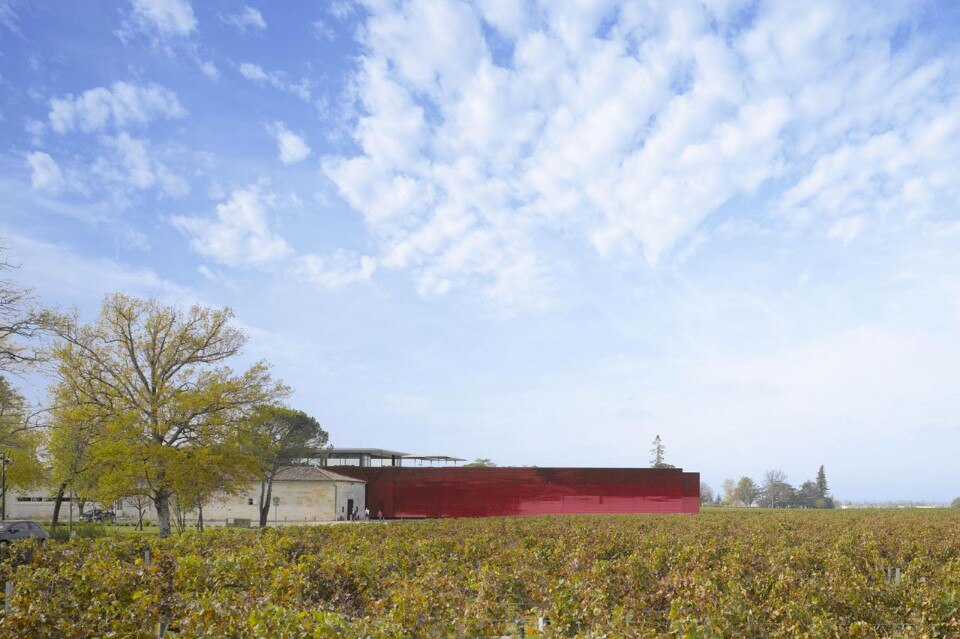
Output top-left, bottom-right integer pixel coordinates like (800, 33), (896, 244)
(1, 510), (959, 638)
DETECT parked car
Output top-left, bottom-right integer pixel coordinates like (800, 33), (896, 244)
(0, 520), (50, 544)
(79, 508), (116, 523)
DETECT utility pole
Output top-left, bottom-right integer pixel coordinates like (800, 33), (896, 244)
(1, 454), (6, 521)
(0, 454), (12, 522)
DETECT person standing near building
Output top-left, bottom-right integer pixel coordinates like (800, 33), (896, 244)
(364, 507), (370, 520)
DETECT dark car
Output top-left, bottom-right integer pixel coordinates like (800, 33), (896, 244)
(0, 520), (50, 544)
(80, 508), (116, 523)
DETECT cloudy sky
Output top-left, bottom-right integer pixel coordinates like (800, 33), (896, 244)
(2, 0), (959, 501)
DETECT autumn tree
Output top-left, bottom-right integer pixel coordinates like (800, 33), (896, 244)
(758, 469), (796, 508)
(700, 483), (714, 505)
(1, 376), (33, 449)
(181, 428), (277, 531)
(0, 249), (47, 375)
(796, 480), (821, 509)
(44, 397), (104, 527)
(721, 478), (737, 505)
(0, 376), (43, 516)
(48, 293), (288, 536)
(734, 476), (759, 507)
(245, 406), (327, 527)
(127, 493), (151, 530)
(0, 248), (46, 515)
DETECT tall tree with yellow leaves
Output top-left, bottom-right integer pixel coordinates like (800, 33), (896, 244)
(48, 293), (288, 536)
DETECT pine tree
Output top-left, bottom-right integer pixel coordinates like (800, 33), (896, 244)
(815, 465), (835, 509)
(815, 465), (828, 497)
(649, 435), (675, 468)
(650, 435), (664, 467)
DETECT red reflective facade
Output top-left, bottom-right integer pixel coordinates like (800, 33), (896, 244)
(334, 467), (700, 518)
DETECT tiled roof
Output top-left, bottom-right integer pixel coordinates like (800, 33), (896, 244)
(273, 466), (364, 483)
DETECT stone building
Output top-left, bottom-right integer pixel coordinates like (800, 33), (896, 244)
(4, 466), (365, 525)
(201, 466), (366, 523)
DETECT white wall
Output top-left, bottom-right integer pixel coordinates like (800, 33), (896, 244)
(5, 480), (366, 525)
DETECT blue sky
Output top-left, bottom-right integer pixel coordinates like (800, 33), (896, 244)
(2, 0), (960, 501)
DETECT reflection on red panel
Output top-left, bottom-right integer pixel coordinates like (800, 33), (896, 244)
(334, 467), (700, 518)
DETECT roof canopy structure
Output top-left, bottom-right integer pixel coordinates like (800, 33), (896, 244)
(317, 447), (409, 458)
(404, 454), (466, 463)
(308, 447), (464, 467)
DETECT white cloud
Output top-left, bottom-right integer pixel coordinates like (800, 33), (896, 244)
(267, 121), (311, 165)
(780, 106), (960, 225)
(171, 184), (293, 266)
(223, 5), (266, 33)
(196, 264), (239, 289)
(323, 0), (960, 306)
(294, 251), (377, 288)
(238, 63), (312, 102)
(169, 184), (376, 292)
(312, 19), (336, 41)
(25, 119), (45, 144)
(95, 132), (189, 197)
(26, 151), (64, 193)
(0, 0), (18, 32)
(827, 216), (866, 244)
(19, 131), (189, 202)
(198, 60), (220, 79)
(48, 81), (186, 134)
(327, 0), (354, 20)
(238, 62), (268, 81)
(4, 232), (190, 305)
(128, 0), (197, 37)
(475, 0), (529, 39)
(118, 227), (150, 251)
(117, 0), (206, 65)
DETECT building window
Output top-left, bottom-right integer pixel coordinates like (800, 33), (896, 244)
(248, 498), (254, 505)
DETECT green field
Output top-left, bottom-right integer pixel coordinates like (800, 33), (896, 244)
(2, 510), (959, 638)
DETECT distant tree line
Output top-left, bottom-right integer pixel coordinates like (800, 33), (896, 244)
(845, 500), (950, 509)
(649, 437), (835, 510)
(700, 465), (836, 509)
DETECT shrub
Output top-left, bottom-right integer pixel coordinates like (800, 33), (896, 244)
(45, 523), (107, 542)
(46, 526), (71, 542)
(74, 523), (108, 539)
(4, 511), (960, 638)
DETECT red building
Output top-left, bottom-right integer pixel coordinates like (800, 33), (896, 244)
(318, 449), (700, 518)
